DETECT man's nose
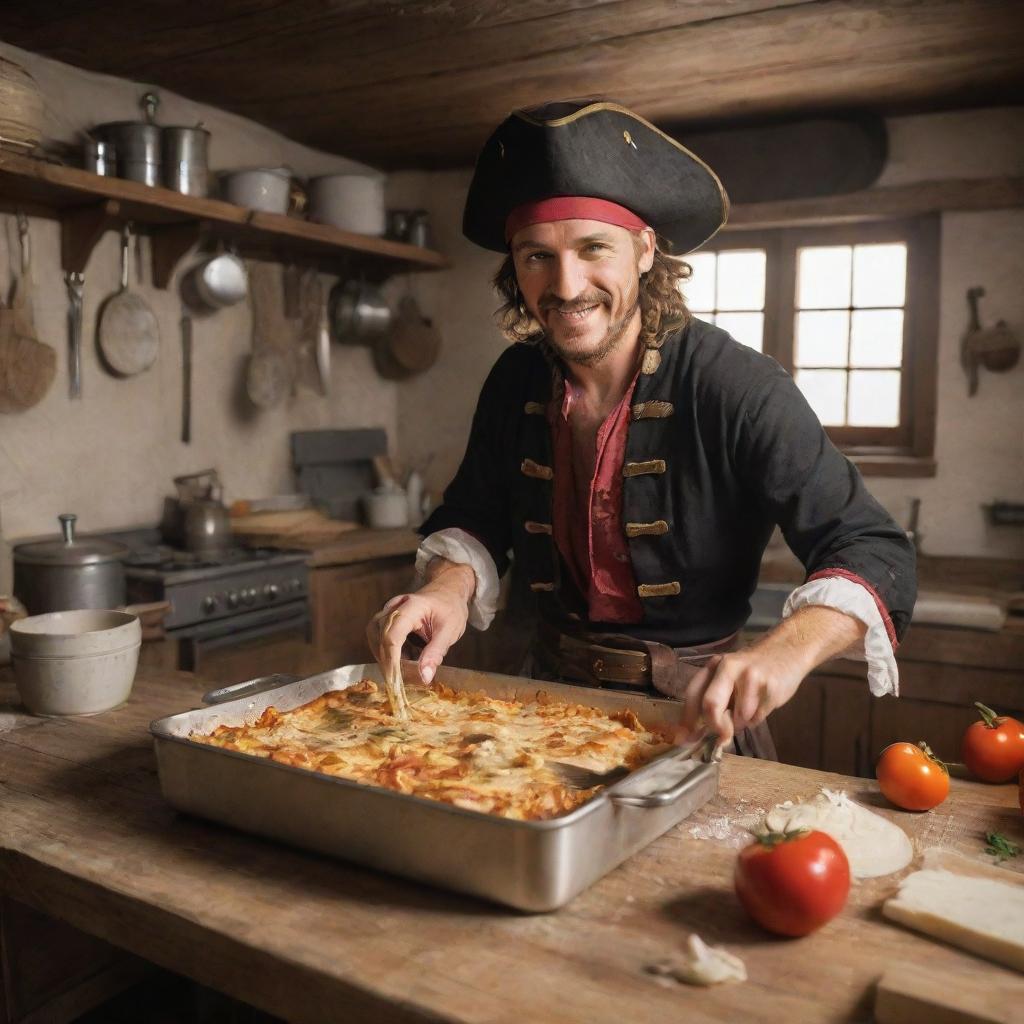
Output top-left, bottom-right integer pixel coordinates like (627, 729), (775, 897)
(549, 255), (588, 301)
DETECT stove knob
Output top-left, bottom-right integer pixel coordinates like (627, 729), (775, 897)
(264, 583), (279, 600)
(243, 587), (257, 605)
(227, 590), (240, 609)
(289, 577), (302, 593)
(201, 595), (218, 615)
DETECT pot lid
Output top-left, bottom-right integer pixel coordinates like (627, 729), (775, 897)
(13, 514), (129, 566)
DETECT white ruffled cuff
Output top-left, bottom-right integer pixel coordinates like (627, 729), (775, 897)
(414, 528), (500, 631)
(782, 576), (899, 698)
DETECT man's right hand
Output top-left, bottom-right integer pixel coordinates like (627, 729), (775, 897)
(366, 558), (476, 685)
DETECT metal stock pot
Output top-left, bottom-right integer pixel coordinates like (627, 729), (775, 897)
(13, 514), (128, 614)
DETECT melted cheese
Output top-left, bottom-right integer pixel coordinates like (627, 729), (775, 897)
(189, 680), (671, 820)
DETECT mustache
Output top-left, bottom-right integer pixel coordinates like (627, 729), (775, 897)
(538, 291), (610, 313)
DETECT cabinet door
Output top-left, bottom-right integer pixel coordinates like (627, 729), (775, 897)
(310, 556), (415, 666)
(768, 669), (871, 776)
(193, 625), (322, 686)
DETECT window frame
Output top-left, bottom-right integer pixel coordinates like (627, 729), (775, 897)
(693, 214), (940, 475)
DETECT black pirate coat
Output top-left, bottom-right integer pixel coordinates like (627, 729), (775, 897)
(420, 318), (917, 647)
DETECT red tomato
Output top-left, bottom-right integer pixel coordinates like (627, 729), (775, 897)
(734, 829), (850, 937)
(1020, 768), (1023, 817)
(961, 702), (1024, 783)
(876, 741), (949, 811)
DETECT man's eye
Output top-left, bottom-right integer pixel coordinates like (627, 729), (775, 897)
(584, 243), (610, 253)
(526, 252), (549, 262)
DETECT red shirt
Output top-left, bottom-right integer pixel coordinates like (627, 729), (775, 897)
(551, 374), (643, 623)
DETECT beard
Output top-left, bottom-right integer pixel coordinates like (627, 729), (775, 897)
(539, 283), (641, 368)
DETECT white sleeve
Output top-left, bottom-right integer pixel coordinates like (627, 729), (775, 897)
(782, 576), (899, 698)
(414, 528), (501, 631)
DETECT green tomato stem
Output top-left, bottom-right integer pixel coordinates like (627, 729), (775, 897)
(974, 702), (1002, 729)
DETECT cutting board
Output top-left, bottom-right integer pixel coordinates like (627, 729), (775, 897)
(876, 961), (1024, 1023)
(230, 508), (359, 549)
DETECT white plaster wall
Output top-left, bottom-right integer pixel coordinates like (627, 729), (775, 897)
(0, 42), (400, 586)
(392, 107), (1024, 560)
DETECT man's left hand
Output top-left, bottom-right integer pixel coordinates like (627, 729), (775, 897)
(675, 605), (867, 749)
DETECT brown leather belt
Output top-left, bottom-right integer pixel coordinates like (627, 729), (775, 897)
(533, 623), (779, 761)
(536, 621), (738, 693)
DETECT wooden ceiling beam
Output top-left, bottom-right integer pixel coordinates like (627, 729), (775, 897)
(3, 0), (1022, 169)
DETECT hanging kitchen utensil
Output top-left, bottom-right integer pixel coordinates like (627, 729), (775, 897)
(181, 247), (247, 313)
(388, 293), (441, 376)
(245, 261), (292, 409)
(295, 268), (330, 396)
(328, 278), (392, 344)
(97, 223), (160, 377)
(181, 310), (192, 443)
(66, 271), (84, 399)
(0, 211), (56, 413)
(961, 287), (1020, 396)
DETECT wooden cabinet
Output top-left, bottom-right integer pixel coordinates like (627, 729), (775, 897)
(762, 623), (1024, 777)
(309, 555), (417, 667)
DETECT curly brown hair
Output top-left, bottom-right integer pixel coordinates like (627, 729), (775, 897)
(492, 235), (693, 351)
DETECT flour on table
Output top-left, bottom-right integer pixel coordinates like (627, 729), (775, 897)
(762, 788), (913, 878)
(647, 934), (747, 987)
(687, 808), (766, 848)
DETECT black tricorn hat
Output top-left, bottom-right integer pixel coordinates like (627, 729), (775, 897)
(462, 99), (729, 254)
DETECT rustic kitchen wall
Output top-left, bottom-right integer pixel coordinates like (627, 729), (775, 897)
(390, 106), (1024, 560)
(0, 41), (399, 587)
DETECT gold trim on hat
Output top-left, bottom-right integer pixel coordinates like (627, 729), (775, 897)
(524, 401), (546, 415)
(524, 521), (553, 534)
(510, 100), (730, 248)
(638, 582), (681, 598)
(530, 582), (556, 592)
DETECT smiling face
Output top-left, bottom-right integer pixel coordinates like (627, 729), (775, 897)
(511, 219), (655, 367)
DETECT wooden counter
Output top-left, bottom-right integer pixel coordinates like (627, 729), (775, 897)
(1, 668), (1022, 1024)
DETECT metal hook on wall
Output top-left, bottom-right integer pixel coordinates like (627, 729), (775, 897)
(16, 209), (30, 275)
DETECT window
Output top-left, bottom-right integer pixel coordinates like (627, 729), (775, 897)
(685, 216), (939, 476)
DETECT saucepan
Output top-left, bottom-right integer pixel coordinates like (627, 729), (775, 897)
(329, 279), (392, 344)
(181, 250), (248, 313)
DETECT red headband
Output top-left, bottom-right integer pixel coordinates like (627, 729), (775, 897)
(505, 196), (648, 243)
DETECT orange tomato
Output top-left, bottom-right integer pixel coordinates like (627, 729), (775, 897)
(876, 741), (949, 811)
(961, 702), (1024, 783)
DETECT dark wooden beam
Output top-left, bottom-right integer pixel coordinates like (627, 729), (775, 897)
(3, 0), (1022, 169)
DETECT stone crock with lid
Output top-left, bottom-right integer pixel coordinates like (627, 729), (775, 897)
(13, 513), (128, 614)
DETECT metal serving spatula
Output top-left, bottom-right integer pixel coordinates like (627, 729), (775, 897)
(548, 732), (717, 790)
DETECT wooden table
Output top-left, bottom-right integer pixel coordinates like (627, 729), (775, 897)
(1, 667), (1022, 1024)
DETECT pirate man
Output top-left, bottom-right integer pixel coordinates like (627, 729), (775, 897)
(369, 100), (916, 755)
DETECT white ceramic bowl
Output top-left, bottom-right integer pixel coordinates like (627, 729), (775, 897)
(308, 174), (386, 235)
(10, 610), (141, 717)
(222, 168), (291, 214)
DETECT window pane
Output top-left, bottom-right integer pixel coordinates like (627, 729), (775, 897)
(796, 369), (847, 426)
(850, 309), (904, 367)
(848, 370), (901, 426)
(797, 246), (851, 309)
(853, 243), (906, 307)
(795, 310), (849, 367)
(684, 253), (716, 311)
(715, 312), (763, 352)
(716, 250), (765, 311)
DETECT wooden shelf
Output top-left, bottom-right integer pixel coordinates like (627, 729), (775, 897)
(0, 149), (450, 286)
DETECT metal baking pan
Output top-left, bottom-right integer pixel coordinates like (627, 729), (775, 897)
(150, 663), (717, 912)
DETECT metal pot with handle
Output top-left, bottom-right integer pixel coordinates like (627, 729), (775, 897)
(13, 514), (128, 614)
(169, 470), (232, 556)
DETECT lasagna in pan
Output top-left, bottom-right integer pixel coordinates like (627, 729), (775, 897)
(189, 679), (673, 820)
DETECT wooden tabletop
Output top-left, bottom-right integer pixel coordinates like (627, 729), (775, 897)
(1, 667), (1022, 1024)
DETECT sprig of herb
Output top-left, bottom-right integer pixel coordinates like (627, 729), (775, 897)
(985, 831), (1021, 862)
